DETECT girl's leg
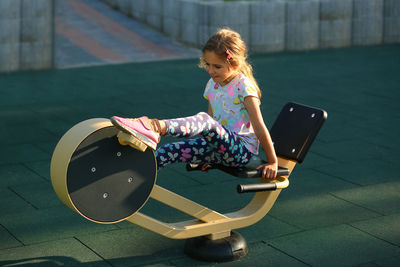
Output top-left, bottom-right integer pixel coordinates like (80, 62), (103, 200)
(156, 138), (213, 169)
(111, 112), (253, 168)
(162, 112), (252, 167)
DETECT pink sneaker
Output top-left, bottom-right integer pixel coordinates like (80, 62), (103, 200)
(110, 116), (160, 150)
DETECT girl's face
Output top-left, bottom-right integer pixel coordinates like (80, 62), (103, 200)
(203, 50), (238, 86)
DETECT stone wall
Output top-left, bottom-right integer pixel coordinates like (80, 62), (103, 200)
(0, 0), (53, 72)
(104, 0), (399, 52)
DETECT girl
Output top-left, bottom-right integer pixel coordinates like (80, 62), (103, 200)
(111, 28), (277, 179)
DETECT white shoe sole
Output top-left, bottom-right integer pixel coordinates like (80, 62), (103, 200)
(111, 118), (157, 150)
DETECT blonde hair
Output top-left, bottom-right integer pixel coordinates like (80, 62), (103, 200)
(199, 28), (261, 99)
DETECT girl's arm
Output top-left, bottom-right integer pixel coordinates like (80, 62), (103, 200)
(244, 96), (278, 179)
(208, 102), (213, 117)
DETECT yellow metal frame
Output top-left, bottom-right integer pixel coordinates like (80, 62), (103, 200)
(128, 158), (295, 240)
(51, 118), (296, 240)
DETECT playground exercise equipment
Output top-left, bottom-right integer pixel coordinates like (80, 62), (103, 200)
(50, 102), (327, 262)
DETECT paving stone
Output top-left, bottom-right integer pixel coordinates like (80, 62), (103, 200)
(286, 0), (319, 51)
(0, 238), (109, 266)
(55, 0), (199, 68)
(352, 0), (384, 45)
(268, 224), (400, 267)
(250, 1), (285, 52)
(331, 181), (400, 215)
(384, 0), (400, 43)
(320, 0), (353, 48)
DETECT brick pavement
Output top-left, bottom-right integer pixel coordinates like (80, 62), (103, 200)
(54, 0), (200, 68)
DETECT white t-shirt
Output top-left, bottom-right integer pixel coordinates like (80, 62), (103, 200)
(203, 73), (260, 154)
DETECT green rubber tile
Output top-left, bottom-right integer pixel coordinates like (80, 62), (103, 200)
(156, 165), (201, 190)
(137, 198), (193, 224)
(9, 181), (62, 210)
(331, 181), (400, 215)
(0, 126), (58, 146)
(63, 102), (115, 120)
(112, 169), (202, 227)
(33, 141), (57, 155)
(144, 264), (177, 267)
(317, 120), (367, 143)
(39, 117), (78, 137)
(23, 160), (51, 181)
(350, 214), (400, 247)
(35, 106), (87, 126)
(279, 168), (358, 200)
(0, 107), (42, 127)
(31, 103), (80, 120)
(137, 179), (253, 224)
(181, 168), (237, 185)
(238, 215), (301, 243)
(0, 225), (22, 250)
(312, 139), (391, 164)
(171, 179), (254, 214)
(364, 137), (400, 163)
(222, 241), (308, 267)
(0, 238), (109, 266)
(0, 144), (50, 164)
(314, 159), (399, 186)
(0, 188), (36, 217)
(288, 151), (336, 170)
(268, 224), (400, 267)
(0, 206), (118, 245)
(372, 254), (400, 267)
(76, 227), (185, 266)
(0, 163), (46, 188)
(269, 193), (380, 230)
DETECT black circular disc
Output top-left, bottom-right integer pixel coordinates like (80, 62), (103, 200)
(66, 126), (156, 223)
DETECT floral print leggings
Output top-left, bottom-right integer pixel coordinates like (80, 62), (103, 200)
(155, 112), (253, 170)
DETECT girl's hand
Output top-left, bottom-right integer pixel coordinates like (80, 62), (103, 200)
(256, 162), (278, 179)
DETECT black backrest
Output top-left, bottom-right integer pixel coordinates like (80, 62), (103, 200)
(270, 102), (327, 163)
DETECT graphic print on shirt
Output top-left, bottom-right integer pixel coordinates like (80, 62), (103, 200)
(203, 73), (260, 154)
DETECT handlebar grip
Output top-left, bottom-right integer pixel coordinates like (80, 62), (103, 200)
(237, 183), (277, 193)
(244, 168), (290, 178)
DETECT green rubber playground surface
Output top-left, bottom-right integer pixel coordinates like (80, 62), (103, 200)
(1, 44), (399, 266)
